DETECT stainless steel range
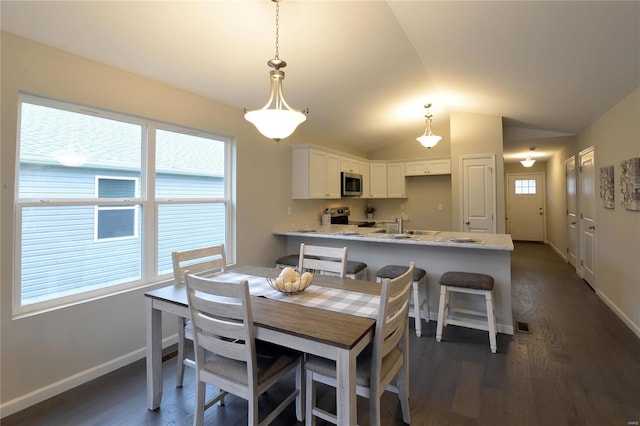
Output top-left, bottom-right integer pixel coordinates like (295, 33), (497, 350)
(328, 207), (350, 225)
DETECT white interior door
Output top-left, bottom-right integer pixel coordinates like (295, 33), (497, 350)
(566, 156), (578, 268)
(507, 173), (545, 241)
(461, 155), (496, 233)
(579, 148), (596, 289)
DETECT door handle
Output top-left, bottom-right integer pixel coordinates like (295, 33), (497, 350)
(588, 225), (596, 230)
(465, 220), (470, 225)
(570, 221), (577, 225)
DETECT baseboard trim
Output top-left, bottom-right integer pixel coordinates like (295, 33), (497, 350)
(597, 290), (640, 340)
(0, 334), (178, 419)
(547, 241), (568, 262)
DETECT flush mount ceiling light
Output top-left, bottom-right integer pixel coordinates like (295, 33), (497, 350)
(520, 147), (536, 167)
(416, 103), (442, 149)
(244, 0), (308, 142)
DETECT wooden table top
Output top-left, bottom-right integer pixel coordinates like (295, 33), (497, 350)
(146, 265), (379, 350)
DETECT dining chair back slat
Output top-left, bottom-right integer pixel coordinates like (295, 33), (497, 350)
(186, 274), (254, 369)
(298, 243), (347, 278)
(171, 244), (227, 387)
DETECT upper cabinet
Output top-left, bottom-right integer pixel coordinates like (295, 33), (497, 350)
(292, 144), (448, 200)
(368, 162), (387, 198)
(367, 162), (406, 198)
(292, 146), (341, 199)
(387, 162), (406, 198)
(405, 158), (451, 176)
(341, 157), (361, 174)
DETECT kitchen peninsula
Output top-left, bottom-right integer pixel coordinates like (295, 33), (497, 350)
(273, 225), (515, 334)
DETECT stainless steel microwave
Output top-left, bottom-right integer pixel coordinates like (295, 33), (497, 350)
(341, 172), (362, 197)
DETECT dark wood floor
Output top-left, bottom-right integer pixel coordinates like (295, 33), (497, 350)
(4, 242), (640, 426)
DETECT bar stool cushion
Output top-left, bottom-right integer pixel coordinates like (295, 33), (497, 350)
(346, 261), (368, 275)
(276, 254), (367, 275)
(275, 254), (300, 267)
(376, 265), (427, 282)
(440, 271), (494, 291)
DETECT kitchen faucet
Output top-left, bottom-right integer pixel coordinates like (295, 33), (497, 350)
(396, 216), (404, 234)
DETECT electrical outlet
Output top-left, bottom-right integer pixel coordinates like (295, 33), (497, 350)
(287, 206), (292, 215)
(437, 203), (443, 211)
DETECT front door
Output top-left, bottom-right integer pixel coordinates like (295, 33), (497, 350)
(507, 173), (545, 241)
(566, 156), (578, 269)
(461, 155), (496, 233)
(579, 148), (596, 289)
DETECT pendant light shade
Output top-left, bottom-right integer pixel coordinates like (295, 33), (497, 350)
(417, 103), (442, 148)
(520, 147), (536, 167)
(244, 0), (308, 142)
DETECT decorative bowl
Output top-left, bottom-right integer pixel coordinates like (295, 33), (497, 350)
(266, 268), (313, 295)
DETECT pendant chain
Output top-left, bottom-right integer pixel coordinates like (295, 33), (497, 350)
(274, 1), (280, 60)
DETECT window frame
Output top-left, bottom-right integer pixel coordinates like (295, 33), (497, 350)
(13, 93), (235, 316)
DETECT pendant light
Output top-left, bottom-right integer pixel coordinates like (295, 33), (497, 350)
(520, 147), (536, 167)
(416, 103), (442, 149)
(244, 0), (308, 142)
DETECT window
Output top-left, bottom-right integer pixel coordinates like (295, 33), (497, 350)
(514, 179), (537, 195)
(15, 94), (234, 314)
(95, 177), (138, 241)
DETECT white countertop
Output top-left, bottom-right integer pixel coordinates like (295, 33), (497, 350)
(273, 225), (514, 251)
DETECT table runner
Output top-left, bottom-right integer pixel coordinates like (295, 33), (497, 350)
(210, 271), (380, 320)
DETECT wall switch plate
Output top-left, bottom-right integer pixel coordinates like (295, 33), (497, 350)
(287, 207), (292, 215)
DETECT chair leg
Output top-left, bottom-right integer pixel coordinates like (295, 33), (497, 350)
(248, 395), (258, 426)
(422, 276), (430, 323)
(296, 357), (305, 422)
(486, 291), (497, 353)
(436, 286), (447, 342)
(305, 369), (316, 426)
(397, 327), (411, 424)
(370, 393), (382, 426)
(193, 379), (206, 426)
(411, 281), (422, 337)
(177, 317), (186, 388)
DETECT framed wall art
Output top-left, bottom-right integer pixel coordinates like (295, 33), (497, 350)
(620, 157), (640, 211)
(599, 165), (615, 208)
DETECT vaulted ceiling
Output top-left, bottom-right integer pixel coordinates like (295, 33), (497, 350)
(2, 1), (639, 162)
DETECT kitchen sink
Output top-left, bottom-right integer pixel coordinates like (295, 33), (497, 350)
(406, 230), (440, 237)
(372, 229), (439, 237)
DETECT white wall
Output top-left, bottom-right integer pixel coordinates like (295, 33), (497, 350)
(574, 87), (640, 336)
(450, 112), (505, 233)
(0, 32), (347, 415)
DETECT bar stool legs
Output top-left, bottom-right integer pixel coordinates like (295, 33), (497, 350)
(436, 271), (497, 353)
(376, 265), (428, 337)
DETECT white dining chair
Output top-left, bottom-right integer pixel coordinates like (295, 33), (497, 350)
(304, 262), (415, 425)
(298, 243), (348, 278)
(172, 244), (226, 388)
(185, 272), (303, 426)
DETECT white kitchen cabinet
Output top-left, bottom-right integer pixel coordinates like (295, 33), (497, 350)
(359, 160), (370, 199)
(292, 147), (341, 199)
(387, 162), (406, 198)
(405, 158), (451, 176)
(368, 162), (387, 198)
(341, 157), (361, 174)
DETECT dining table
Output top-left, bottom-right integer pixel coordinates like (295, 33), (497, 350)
(145, 265), (380, 424)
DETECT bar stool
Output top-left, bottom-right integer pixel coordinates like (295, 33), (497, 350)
(436, 271), (497, 353)
(376, 264), (429, 337)
(275, 254), (368, 280)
